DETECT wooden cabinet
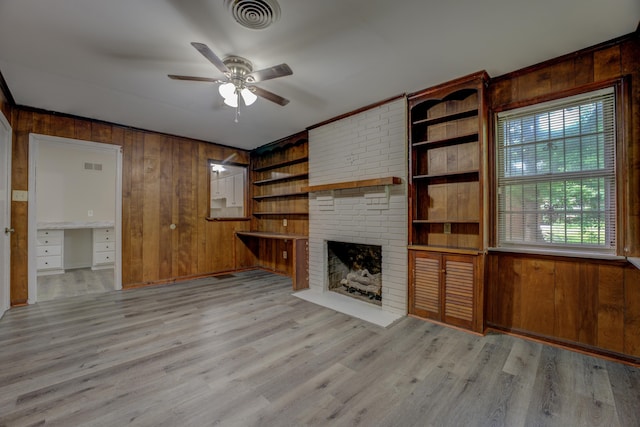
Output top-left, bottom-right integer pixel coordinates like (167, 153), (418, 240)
(409, 250), (483, 332)
(36, 229), (65, 275)
(92, 227), (115, 270)
(408, 71), (488, 333)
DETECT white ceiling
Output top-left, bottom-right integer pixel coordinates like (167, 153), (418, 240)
(0, 1), (638, 150)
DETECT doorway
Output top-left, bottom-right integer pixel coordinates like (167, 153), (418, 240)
(0, 112), (11, 318)
(28, 134), (123, 303)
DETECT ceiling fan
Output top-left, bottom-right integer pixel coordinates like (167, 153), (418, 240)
(169, 42), (292, 109)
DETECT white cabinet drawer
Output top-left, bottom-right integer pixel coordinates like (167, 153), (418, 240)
(94, 242), (114, 252)
(93, 227), (114, 242)
(37, 229), (63, 239)
(36, 245), (62, 257)
(37, 255), (62, 270)
(36, 235), (63, 246)
(93, 251), (115, 265)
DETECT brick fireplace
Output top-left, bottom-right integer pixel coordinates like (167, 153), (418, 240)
(295, 98), (408, 326)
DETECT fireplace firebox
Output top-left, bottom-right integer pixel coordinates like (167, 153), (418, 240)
(327, 241), (382, 305)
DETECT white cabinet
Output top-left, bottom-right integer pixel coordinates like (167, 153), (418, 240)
(92, 227), (115, 270)
(36, 229), (65, 275)
(226, 173), (245, 208)
(211, 177), (224, 199)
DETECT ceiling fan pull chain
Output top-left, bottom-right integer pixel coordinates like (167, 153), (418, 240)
(235, 105), (239, 123)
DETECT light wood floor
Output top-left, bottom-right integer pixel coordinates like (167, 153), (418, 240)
(1, 270), (638, 426)
(37, 268), (115, 302)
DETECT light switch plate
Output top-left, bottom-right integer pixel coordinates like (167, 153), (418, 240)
(12, 190), (28, 201)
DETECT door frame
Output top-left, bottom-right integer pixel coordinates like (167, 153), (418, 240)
(28, 134), (123, 303)
(0, 112), (11, 317)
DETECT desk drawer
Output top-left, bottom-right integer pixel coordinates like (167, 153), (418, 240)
(37, 229), (63, 239)
(93, 251), (115, 265)
(36, 245), (62, 257)
(36, 235), (63, 246)
(37, 255), (62, 270)
(93, 227), (114, 242)
(94, 242), (114, 252)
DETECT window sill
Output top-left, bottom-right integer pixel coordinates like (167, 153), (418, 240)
(488, 246), (625, 262)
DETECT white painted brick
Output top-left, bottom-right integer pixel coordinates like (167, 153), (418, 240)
(308, 98), (408, 316)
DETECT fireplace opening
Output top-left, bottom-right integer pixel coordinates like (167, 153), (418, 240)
(327, 241), (382, 306)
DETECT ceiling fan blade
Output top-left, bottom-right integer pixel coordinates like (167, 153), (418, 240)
(191, 42), (229, 74)
(168, 74), (224, 83)
(246, 63), (292, 83)
(250, 86), (290, 106)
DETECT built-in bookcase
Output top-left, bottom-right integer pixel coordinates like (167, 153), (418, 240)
(236, 132), (309, 290)
(407, 71), (488, 333)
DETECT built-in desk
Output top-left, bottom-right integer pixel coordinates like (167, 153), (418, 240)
(37, 222), (115, 275)
(235, 231), (309, 290)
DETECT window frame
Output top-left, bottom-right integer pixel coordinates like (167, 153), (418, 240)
(491, 78), (627, 257)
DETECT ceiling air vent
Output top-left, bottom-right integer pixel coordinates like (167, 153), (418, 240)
(224, 0), (281, 30)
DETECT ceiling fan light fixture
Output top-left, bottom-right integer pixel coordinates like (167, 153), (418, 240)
(241, 87), (257, 106)
(218, 82), (236, 99)
(223, 93), (239, 108)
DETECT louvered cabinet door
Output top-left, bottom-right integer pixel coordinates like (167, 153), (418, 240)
(409, 251), (441, 320)
(443, 254), (476, 329)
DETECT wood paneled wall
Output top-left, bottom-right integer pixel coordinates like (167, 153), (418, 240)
(9, 109), (252, 305)
(486, 31), (640, 361)
(487, 254), (640, 360)
(0, 91), (10, 123)
(489, 31), (640, 256)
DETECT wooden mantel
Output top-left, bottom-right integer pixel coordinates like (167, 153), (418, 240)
(301, 176), (402, 193)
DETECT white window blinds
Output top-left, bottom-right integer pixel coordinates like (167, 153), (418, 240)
(496, 87), (616, 253)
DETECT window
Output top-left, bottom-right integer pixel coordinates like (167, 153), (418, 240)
(496, 87), (616, 253)
(209, 161), (247, 219)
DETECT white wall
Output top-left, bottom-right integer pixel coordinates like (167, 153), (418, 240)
(36, 142), (116, 223)
(308, 98), (408, 316)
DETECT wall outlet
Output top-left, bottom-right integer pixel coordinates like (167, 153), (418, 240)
(283, 218), (288, 227)
(283, 250), (288, 260)
(87, 210), (94, 217)
(444, 223), (451, 234)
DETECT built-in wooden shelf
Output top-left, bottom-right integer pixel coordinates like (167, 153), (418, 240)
(408, 245), (482, 255)
(412, 108), (478, 127)
(252, 157), (309, 172)
(413, 219), (480, 224)
(253, 192), (309, 200)
(412, 132), (478, 148)
(302, 176), (402, 192)
(236, 231), (308, 241)
(252, 212), (309, 216)
(253, 173), (309, 185)
(413, 170), (478, 180)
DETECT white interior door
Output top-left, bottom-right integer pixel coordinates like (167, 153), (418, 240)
(0, 112), (11, 318)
